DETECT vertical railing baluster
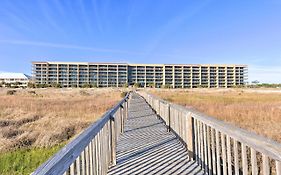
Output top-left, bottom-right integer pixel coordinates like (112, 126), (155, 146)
(85, 145), (90, 175)
(251, 148), (258, 175)
(187, 112), (194, 160)
(110, 115), (116, 166)
(211, 128), (217, 175)
(94, 135), (99, 175)
(76, 155), (81, 175)
(263, 154), (270, 175)
(104, 127), (108, 174)
(216, 130), (221, 175)
(226, 136), (232, 175)
(126, 99), (129, 120)
(179, 111), (182, 141)
(89, 140), (93, 175)
(167, 104), (171, 132)
(120, 106), (124, 133)
(203, 124), (208, 172)
(276, 161), (281, 175)
(70, 162), (75, 175)
(207, 126), (212, 174)
(179, 111), (182, 140)
(197, 120), (202, 166)
(221, 133), (227, 175)
(193, 119), (198, 161)
(242, 143), (248, 175)
(197, 120), (201, 165)
(200, 122), (204, 168)
(175, 110), (178, 134)
(233, 139), (239, 175)
(101, 128), (105, 174)
(97, 132), (101, 174)
(81, 150), (85, 175)
(106, 123), (110, 172)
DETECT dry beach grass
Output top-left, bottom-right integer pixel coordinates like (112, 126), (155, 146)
(149, 88), (281, 143)
(0, 88), (122, 152)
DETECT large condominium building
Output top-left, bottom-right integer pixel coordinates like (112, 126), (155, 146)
(32, 61), (248, 88)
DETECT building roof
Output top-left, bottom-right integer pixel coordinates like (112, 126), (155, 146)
(0, 73), (29, 79)
(31, 61), (248, 67)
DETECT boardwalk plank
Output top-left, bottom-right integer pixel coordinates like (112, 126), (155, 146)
(108, 93), (204, 175)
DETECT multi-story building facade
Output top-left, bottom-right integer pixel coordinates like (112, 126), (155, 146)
(32, 61), (248, 88)
(0, 73), (30, 87)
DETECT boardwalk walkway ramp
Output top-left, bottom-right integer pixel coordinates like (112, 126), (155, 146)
(107, 93), (204, 175)
(33, 92), (281, 175)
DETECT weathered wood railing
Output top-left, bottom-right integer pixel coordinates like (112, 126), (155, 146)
(33, 92), (130, 175)
(139, 91), (281, 175)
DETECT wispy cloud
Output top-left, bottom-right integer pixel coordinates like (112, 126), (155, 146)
(0, 39), (179, 58)
(143, 0), (214, 58)
(127, 0), (137, 30)
(38, 1), (65, 35)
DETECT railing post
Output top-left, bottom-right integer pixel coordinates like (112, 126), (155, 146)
(187, 112), (194, 160)
(158, 100), (160, 116)
(126, 98), (129, 119)
(110, 115), (116, 166)
(120, 105), (124, 133)
(167, 104), (171, 132)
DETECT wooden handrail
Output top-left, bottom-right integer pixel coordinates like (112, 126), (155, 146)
(139, 91), (281, 174)
(33, 92), (130, 175)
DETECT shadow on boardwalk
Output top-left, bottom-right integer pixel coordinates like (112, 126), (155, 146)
(108, 94), (205, 175)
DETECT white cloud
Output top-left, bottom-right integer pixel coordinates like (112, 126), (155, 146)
(0, 39), (181, 58)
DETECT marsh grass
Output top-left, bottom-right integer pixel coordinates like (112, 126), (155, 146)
(149, 89), (281, 143)
(0, 88), (122, 174)
(0, 143), (65, 175)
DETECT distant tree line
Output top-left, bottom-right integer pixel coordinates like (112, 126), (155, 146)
(0, 81), (25, 88)
(247, 83), (281, 88)
(4, 82), (278, 89)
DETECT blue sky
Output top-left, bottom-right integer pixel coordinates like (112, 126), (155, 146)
(0, 0), (281, 83)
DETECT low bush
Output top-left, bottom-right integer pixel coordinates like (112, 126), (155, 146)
(28, 91), (36, 95)
(120, 91), (127, 98)
(82, 84), (91, 88)
(7, 90), (16, 95)
(79, 90), (90, 96)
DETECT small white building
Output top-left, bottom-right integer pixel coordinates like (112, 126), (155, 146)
(0, 73), (30, 88)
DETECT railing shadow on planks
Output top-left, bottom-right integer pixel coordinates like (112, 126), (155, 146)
(138, 91), (281, 175)
(32, 92), (130, 175)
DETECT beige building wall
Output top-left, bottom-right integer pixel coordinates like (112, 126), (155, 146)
(32, 62), (248, 88)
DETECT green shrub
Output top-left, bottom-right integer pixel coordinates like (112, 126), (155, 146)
(91, 83), (98, 88)
(51, 83), (62, 88)
(5, 83), (11, 88)
(120, 91), (127, 98)
(35, 84), (49, 88)
(82, 84), (91, 88)
(27, 83), (36, 88)
(147, 83), (155, 88)
(133, 83), (141, 88)
(123, 83), (128, 88)
(71, 84), (77, 88)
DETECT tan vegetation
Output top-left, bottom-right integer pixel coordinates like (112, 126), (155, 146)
(0, 88), (122, 152)
(149, 88), (281, 143)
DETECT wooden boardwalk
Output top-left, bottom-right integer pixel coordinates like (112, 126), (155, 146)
(108, 93), (204, 175)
